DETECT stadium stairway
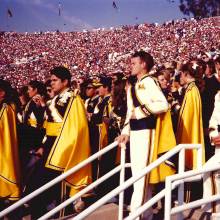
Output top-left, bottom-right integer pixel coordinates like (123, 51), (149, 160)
(2, 202), (209, 220)
(50, 203), (209, 220)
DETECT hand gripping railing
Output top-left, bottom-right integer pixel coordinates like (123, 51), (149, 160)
(72, 144), (202, 220)
(0, 141), (126, 219)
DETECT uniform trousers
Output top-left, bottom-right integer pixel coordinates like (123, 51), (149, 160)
(130, 129), (154, 220)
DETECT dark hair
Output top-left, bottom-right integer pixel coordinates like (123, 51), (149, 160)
(0, 79), (20, 106)
(132, 50), (154, 72)
(196, 59), (206, 73)
(45, 79), (52, 88)
(28, 80), (47, 97)
(174, 74), (181, 83)
(50, 66), (71, 85)
(113, 72), (124, 81)
(0, 79), (11, 95)
(154, 70), (165, 78)
(112, 79), (127, 114)
(181, 62), (204, 92)
(18, 86), (29, 103)
(181, 63), (197, 78)
(126, 75), (137, 86)
(99, 76), (112, 92)
(214, 56), (220, 64)
(71, 80), (78, 90)
(206, 60), (215, 75)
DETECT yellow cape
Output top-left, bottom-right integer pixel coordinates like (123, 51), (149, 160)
(98, 122), (108, 150)
(149, 110), (176, 184)
(176, 82), (205, 169)
(0, 103), (20, 200)
(46, 95), (92, 196)
(99, 97), (112, 151)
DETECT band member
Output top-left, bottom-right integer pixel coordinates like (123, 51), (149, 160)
(28, 67), (92, 218)
(84, 79), (100, 115)
(99, 76), (127, 196)
(84, 79), (101, 182)
(176, 62), (205, 169)
(117, 51), (176, 219)
(89, 77), (112, 181)
(0, 79), (21, 215)
(20, 81), (47, 184)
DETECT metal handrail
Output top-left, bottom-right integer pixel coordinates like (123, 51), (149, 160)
(166, 159), (220, 220)
(0, 143), (203, 220)
(38, 147), (127, 220)
(73, 144), (202, 220)
(126, 155), (220, 220)
(0, 141), (119, 218)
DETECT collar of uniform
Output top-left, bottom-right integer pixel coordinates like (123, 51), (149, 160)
(58, 88), (71, 97)
(104, 94), (111, 99)
(91, 95), (99, 101)
(102, 94), (111, 101)
(185, 80), (196, 91)
(138, 73), (148, 82)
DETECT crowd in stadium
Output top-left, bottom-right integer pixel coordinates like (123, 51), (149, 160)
(0, 16), (220, 220)
(0, 16), (219, 88)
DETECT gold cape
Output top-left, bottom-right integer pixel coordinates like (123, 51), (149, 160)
(149, 110), (176, 184)
(98, 97), (112, 151)
(45, 95), (92, 196)
(98, 122), (108, 151)
(0, 103), (20, 200)
(176, 82), (205, 169)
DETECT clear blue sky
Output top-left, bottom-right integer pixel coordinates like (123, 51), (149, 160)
(0, 0), (186, 32)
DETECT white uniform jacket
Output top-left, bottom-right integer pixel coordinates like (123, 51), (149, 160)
(122, 75), (169, 135)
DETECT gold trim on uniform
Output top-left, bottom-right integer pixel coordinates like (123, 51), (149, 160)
(0, 103), (20, 200)
(176, 81), (205, 169)
(45, 95), (92, 197)
(43, 121), (62, 136)
(134, 84), (153, 115)
(149, 110), (176, 184)
(28, 118), (37, 127)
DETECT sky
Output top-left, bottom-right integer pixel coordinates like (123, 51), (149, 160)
(0, 0), (187, 33)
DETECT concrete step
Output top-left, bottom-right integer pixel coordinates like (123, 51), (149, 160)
(172, 207), (211, 220)
(57, 203), (211, 220)
(14, 202), (212, 220)
(85, 203), (118, 220)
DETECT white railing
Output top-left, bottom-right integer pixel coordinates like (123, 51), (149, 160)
(38, 146), (127, 220)
(0, 143), (203, 220)
(72, 144), (202, 220)
(0, 141), (124, 218)
(127, 153), (220, 220)
(165, 163), (220, 220)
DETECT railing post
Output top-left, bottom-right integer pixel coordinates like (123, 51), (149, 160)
(212, 212), (220, 220)
(0, 141), (119, 218)
(176, 146), (185, 220)
(164, 178), (172, 220)
(197, 144), (203, 169)
(118, 143), (126, 220)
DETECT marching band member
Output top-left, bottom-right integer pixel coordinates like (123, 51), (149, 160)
(28, 66), (92, 218)
(0, 79), (21, 219)
(117, 51), (176, 220)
